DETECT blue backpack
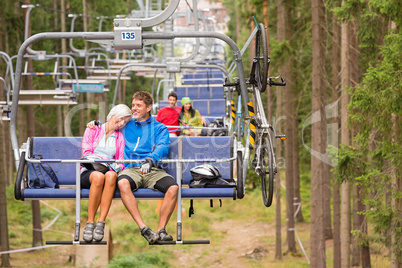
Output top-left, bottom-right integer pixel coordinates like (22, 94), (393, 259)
(27, 155), (60, 188)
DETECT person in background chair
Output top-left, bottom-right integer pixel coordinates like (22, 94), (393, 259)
(179, 97), (203, 136)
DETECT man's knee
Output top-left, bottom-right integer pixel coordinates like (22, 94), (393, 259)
(117, 176), (130, 191)
(167, 184), (179, 195)
(154, 176), (178, 194)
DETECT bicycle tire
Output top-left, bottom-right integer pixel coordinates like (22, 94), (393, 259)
(260, 136), (274, 207)
(236, 151), (245, 199)
(255, 23), (269, 92)
(236, 118), (243, 141)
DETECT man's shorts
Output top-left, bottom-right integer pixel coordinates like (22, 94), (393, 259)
(117, 167), (176, 193)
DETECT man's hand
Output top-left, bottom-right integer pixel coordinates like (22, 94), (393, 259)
(140, 158), (153, 174)
(87, 120), (101, 129)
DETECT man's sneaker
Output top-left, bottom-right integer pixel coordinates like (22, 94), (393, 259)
(93, 221), (105, 242)
(141, 227), (159, 244)
(158, 228), (173, 241)
(83, 222), (94, 242)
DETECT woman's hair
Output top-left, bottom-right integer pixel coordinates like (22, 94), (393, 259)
(106, 104), (132, 121)
(179, 103), (196, 121)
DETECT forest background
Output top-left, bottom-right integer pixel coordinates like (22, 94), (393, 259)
(0, 0), (401, 267)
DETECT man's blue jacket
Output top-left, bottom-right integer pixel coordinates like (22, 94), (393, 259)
(121, 116), (170, 168)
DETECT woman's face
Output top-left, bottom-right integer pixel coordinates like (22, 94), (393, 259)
(183, 102), (191, 112)
(113, 115), (132, 130)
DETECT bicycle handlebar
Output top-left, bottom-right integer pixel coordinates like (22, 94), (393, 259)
(269, 77), (286, 87)
(224, 82), (239, 87)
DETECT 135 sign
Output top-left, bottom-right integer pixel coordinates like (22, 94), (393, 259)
(121, 32), (136, 40)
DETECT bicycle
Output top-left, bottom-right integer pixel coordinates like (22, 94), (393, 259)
(249, 22), (286, 207)
(227, 21), (286, 207)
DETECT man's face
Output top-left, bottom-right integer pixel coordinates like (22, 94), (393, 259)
(131, 99), (151, 122)
(168, 96), (177, 108)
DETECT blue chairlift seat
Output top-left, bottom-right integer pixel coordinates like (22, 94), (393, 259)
(16, 136), (236, 201)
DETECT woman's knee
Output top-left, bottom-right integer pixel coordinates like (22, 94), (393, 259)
(105, 172), (117, 186)
(90, 172), (105, 187)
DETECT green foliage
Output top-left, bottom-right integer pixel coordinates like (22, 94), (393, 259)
(108, 252), (171, 268)
(336, 0), (402, 259)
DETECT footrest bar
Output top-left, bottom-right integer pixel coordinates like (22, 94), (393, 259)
(153, 240), (210, 245)
(46, 241), (107, 245)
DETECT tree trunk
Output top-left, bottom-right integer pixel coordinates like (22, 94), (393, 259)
(263, 0), (273, 122)
(278, 0), (296, 253)
(310, 0), (327, 266)
(359, 185), (371, 268)
(0, 169), (10, 267)
(275, 76), (283, 261)
(25, 54), (43, 247)
(349, 20), (361, 267)
(340, 18), (351, 268)
(331, 8), (341, 268)
(293, 115), (304, 223)
(0, 120), (10, 266)
(390, 114), (401, 268)
(351, 184), (361, 266)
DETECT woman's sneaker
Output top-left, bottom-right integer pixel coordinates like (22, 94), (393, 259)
(93, 221), (105, 242)
(141, 227), (159, 244)
(158, 228), (173, 241)
(83, 222), (94, 242)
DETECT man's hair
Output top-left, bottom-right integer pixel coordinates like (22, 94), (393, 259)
(132, 91), (153, 107)
(168, 91), (177, 100)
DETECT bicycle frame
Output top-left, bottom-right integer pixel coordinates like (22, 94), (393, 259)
(250, 87), (277, 175)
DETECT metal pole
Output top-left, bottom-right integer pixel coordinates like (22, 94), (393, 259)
(74, 162), (81, 243)
(176, 136), (183, 242)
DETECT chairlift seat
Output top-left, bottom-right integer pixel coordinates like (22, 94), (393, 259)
(174, 85), (224, 99)
(16, 136), (236, 201)
(159, 99), (226, 117)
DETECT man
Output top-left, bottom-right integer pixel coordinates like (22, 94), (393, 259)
(156, 91), (181, 137)
(117, 91), (179, 244)
(156, 91), (207, 136)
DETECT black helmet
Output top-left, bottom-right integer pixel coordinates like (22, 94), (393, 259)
(190, 164), (222, 181)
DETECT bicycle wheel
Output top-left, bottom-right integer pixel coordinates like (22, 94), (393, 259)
(236, 150), (245, 199)
(260, 136), (274, 207)
(254, 23), (269, 92)
(236, 118), (243, 141)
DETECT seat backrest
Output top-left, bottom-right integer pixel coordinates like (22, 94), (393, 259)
(30, 137), (82, 185)
(209, 99), (227, 117)
(181, 136), (233, 184)
(28, 136), (232, 187)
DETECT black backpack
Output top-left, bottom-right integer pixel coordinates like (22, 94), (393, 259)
(27, 155), (60, 188)
(206, 119), (228, 136)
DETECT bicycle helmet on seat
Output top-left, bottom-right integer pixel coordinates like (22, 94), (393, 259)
(190, 164), (222, 181)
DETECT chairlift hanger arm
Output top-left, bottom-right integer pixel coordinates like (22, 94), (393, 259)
(10, 31), (114, 168)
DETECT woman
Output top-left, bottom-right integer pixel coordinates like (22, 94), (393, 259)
(179, 97), (203, 136)
(81, 104), (132, 242)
